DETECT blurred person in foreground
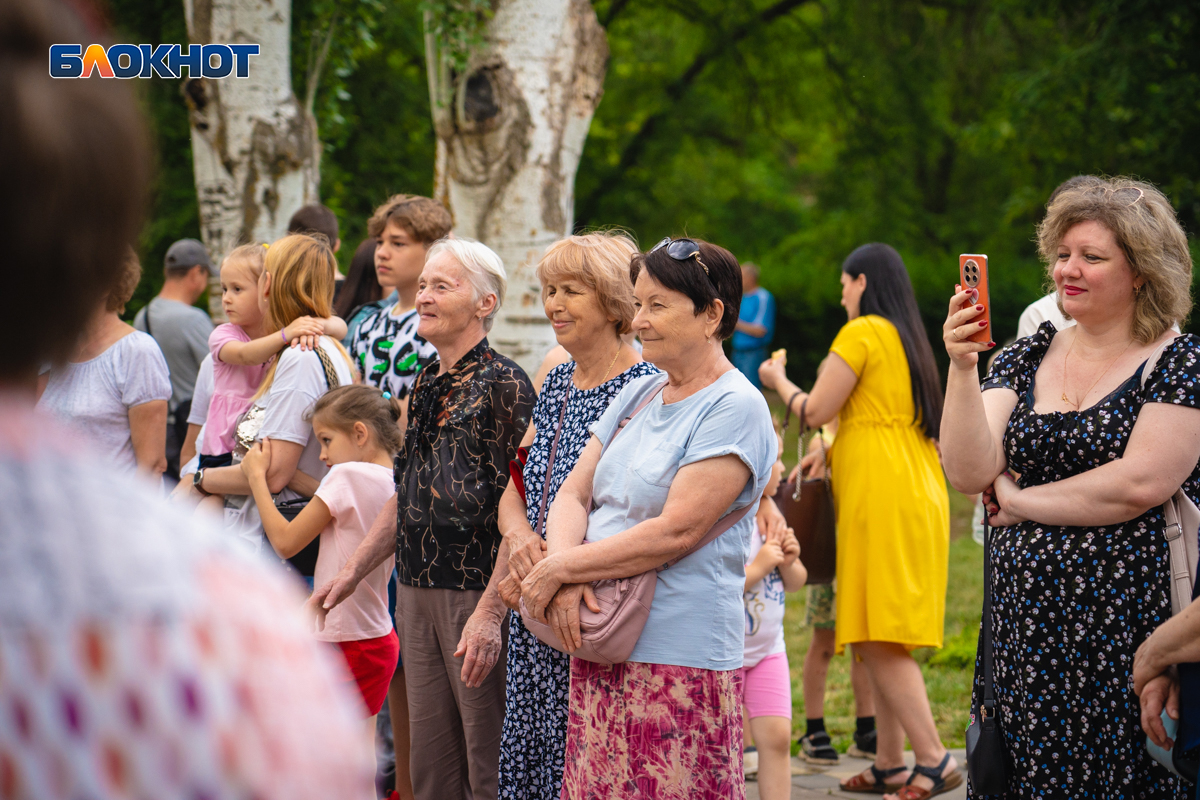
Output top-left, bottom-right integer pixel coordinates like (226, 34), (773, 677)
(942, 177), (1196, 799)
(0, 1), (374, 796)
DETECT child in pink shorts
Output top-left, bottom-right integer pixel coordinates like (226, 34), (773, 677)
(741, 430), (807, 800)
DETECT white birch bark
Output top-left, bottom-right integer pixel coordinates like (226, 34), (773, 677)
(183, 0), (320, 319)
(426, 0), (608, 374)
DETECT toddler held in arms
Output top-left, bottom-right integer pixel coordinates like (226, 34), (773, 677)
(196, 244), (347, 512)
(240, 384), (400, 761)
(742, 429), (807, 800)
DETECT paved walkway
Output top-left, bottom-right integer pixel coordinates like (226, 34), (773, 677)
(746, 749), (968, 800)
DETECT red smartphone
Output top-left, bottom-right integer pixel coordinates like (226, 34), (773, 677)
(959, 254), (991, 344)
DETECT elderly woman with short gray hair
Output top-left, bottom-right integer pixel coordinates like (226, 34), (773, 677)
(311, 237), (536, 800)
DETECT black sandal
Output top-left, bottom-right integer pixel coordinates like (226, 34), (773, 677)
(888, 752), (963, 800)
(839, 763), (908, 794)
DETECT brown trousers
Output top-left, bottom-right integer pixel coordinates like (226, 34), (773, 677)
(395, 584), (507, 800)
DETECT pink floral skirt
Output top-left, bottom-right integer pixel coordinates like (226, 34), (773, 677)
(560, 658), (745, 800)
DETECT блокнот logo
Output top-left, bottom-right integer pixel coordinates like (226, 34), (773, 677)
(49, 44), (260, 79)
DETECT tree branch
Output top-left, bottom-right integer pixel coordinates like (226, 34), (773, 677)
(577, 0), (814, 225)
(305, 13), (339, 119)
(600, 0), (632, 27)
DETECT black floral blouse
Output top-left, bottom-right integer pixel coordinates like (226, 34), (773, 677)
(395, 338), (535, 590)
(969, 322), (1200, 799)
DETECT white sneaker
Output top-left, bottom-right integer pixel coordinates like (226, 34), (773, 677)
(744, 746), (759, 780)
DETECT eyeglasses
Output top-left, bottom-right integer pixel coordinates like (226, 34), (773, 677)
(650, 237), (708, 275)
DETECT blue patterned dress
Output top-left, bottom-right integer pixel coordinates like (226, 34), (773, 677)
(970, 322), (1198, 799)
(498, 359), (660, 800)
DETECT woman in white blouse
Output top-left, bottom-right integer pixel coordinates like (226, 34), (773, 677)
(39, 251), (172, 477)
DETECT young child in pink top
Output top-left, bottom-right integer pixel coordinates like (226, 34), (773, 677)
(241, 384), (400, 756)
(198, 244), (346, 508)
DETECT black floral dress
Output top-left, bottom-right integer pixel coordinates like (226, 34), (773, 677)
(498, 360), (660, 800)
(970, 322), (1200, 799)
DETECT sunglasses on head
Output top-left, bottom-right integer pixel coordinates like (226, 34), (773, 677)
(650, 237), (708, 275)
(1106, 186), (1145, 207)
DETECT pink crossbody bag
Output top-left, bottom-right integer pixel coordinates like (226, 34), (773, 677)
(519, 379), (753, 665)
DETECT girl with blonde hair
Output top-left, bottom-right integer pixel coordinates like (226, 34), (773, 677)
(192, 243), (345, 512)
(189, 234), (357, 556)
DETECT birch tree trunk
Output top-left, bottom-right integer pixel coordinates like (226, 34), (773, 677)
(183, 0), (320, 319)
(426, 0), (608, 374)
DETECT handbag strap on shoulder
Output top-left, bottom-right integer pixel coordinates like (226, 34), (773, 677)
(791, 397), (829, 503)
(608, 378), (668, 449)
(1139, 337), (1175, 390)
(584, 378), (667, 515)
(314, 341), (341, 390)
(980, 517), (996, 716)
(659, 500), (755, 572)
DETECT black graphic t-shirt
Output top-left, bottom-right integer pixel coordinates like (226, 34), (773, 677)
(349, 302), (437, 401)
(395, 338), (535, 590)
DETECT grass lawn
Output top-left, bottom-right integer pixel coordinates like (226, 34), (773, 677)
(771, 394), (983, 751)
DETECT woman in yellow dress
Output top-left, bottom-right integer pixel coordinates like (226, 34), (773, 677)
(759, 243), (955, 800)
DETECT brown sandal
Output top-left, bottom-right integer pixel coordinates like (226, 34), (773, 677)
(839, 764), (908, 793)
(884, 753), (963, 799)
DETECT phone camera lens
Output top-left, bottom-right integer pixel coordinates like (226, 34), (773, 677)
(964, 259), (979, 287)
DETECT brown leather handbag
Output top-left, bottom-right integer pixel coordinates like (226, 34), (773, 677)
(778, 396), (837, 585)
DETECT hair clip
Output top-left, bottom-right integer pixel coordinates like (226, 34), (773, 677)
(382, 391), (392, 399)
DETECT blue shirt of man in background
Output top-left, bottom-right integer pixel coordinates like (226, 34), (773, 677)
(732, 262), (775, 389)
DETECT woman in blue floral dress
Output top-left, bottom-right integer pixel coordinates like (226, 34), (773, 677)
(493, 233), (658, 800)
(939, 178), (1199, 800)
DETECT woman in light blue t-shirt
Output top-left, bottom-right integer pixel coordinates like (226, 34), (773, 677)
(521, 237), (775, 800)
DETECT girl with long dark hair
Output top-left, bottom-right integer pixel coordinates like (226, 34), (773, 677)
(335, 238), (384, 346)
(759, 243), (956, 800)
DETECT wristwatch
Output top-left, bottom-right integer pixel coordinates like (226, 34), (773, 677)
(193, 468), (210, 495)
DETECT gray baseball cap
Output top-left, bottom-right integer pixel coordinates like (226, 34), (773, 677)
(164, 238), (215, 274)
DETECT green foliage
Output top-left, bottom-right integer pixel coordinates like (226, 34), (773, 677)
(314, 2), (437, 268)
(420, 0), (493, 72)
(111, 0), (1200, 378)
(929, 626), (979, 671)
(291, 0), (386, 145)
(579, 0), (1200, 385)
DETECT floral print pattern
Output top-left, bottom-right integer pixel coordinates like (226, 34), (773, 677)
(969, 322), (1199, 799)
(0, 396), (374, 800)
(561, 659), (744, 800)
(499, 360), (659, 800)
(396, 338), (535, 590)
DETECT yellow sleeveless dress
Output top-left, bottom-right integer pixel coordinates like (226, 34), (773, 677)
(826, 315), (949, 653)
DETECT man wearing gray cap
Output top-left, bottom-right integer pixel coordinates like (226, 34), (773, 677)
(133, 238), (215, 479)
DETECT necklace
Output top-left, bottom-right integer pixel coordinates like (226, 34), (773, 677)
(576, 344), (622, 390)
(1061, 335), (1132, 409)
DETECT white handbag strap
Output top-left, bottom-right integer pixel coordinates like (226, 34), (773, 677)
(1138, 336), (1198, 615)
(1138, 337), (1175, 390)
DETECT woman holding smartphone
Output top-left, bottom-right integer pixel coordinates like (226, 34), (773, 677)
(759, 243), (955, 800)
(941, 178), (1195, 799)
